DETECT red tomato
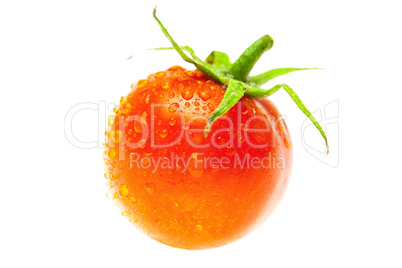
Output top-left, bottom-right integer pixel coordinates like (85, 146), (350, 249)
(104, 66), (292, 249)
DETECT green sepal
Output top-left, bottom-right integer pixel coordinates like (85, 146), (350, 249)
(153, 8), (229, 85)
(246, 83), (329, 154)
(248, 68), (321, 86)
(204, 79), (247, 136)
(205, 51), (232, 71)
(149, 46), (204, 62)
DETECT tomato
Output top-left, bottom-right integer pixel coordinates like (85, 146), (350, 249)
(102, 7), (327, 250)
(104, 66), (292, 249)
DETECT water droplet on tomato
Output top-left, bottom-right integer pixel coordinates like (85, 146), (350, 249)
(141, 111), (147, 120)
(113, 105), (121, 114)
(145, 183), (155, 194)
(144, 93), (151, 104)
(188, 153), (203, 178)
(122, 211), (129, 216)
(121, 103), (131, 114)
(134, 115), (147, 133)
(137, 79), (149, 88)
(199, 91), (210, 101)
(120, 97), (127, 105)
(108, 130), (115, 142)
(161, 81), (171, 90)
(119, 184), (129, 197)
(106, 188), (114, 199)
(108, 148), (116, 160)
(168, 65), (184, 72)
(159, 129), (168, 138)
(284, 139), (290, 148)
(138, 139), (146, 149)
(108, 116), (114, 126)
(154, 71), (166, 78)
(134, 121), (142, 133)
(168, 118), (177, 126)
(168, 92), (175, 98)
(169, 103), (179, 113)
(113, 130), (122, 143)
(181, 89), (194, 100)
(185, 70), (198, 78)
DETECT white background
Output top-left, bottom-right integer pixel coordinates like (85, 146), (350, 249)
(1, 0), (401, 267)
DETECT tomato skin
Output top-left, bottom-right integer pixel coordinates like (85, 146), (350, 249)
(104, 66), (292, 249)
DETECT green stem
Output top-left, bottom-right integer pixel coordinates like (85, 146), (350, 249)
(152, 7), (329, 153)
(227, 35), (273, 82)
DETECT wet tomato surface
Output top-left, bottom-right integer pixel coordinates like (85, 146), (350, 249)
(104, 66), (292, 249)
